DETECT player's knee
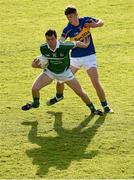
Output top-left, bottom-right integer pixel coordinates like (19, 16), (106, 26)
(57, 82), (64, 87)
(32, 85), (40, 92)
(76, 90), (86, 98)
(92, 80), (101, 89)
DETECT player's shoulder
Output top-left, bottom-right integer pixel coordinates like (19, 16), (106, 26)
(63, 23), (72, 31)
(80, 16), (97, 24)
(62, 23), (73, 38)
(40, 43), (47, 50)
(80, 16), (92, 21)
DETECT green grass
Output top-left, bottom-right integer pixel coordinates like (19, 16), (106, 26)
(0, 0), (134, 178)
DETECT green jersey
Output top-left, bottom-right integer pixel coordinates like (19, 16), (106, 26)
(40, 41), (75, 74)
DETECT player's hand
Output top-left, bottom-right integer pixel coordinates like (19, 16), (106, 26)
(83, 36), (90, 47)
(32, 58), (42, 68)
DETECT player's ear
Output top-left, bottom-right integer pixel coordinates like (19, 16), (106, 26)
(76, 12), (78, 17)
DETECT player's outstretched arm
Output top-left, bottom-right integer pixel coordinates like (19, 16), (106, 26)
(59, 36), (66, 42)
(85, 19), (104, 28)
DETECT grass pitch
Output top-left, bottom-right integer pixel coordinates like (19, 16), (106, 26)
(0, 0), (134, 178)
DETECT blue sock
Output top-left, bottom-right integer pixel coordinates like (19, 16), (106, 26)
(101, 100), (108, 108)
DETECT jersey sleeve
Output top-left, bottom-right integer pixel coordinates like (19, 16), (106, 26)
(62, 41), (75, 50)
(40, 46), (43, 55)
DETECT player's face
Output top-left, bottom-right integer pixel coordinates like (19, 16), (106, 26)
(66, 13), (79, 26)
(46, 35), (57, 49)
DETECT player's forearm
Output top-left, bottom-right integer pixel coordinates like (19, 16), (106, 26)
(59, 36), (65, 42)
(86, 19), (104, 28)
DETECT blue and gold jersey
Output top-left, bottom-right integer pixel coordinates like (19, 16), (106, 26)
(61, 17), (97, 57)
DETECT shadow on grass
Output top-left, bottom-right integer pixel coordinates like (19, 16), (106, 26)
(22, 112), (106, 177)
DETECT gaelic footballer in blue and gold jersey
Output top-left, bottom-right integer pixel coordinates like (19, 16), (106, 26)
(48, 6), (113, 114)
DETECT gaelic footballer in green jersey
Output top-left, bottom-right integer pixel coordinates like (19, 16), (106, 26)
(21, 29), (103, 115)
(40, 41), (75, 74)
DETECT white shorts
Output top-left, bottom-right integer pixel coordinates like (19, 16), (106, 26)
(44, 68), (74, 82)
(70, 54), (97, 70)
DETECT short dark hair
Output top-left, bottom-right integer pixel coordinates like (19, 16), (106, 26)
(64, 6), (77, 15)
(45, 29), (57, 38)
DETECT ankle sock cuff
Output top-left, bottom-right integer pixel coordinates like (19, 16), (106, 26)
(56, 93), (63, 98)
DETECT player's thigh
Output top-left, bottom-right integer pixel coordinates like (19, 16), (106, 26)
(56, 67), (78, 87)
(65, 78), (83, 93)
(87, 67), (99, 84)
(32, 73), (53, 90)
(70, 65), (78, 74)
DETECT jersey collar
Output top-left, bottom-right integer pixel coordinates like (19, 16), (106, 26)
(47, 41), (60, 52)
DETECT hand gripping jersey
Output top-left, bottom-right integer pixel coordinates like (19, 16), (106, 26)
(62, 17), (97, 57)
(40, 41), (75, 74)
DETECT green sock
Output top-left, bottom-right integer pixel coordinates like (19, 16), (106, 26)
(32, 98), (40, 108)
(87, 102), (96, 113)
